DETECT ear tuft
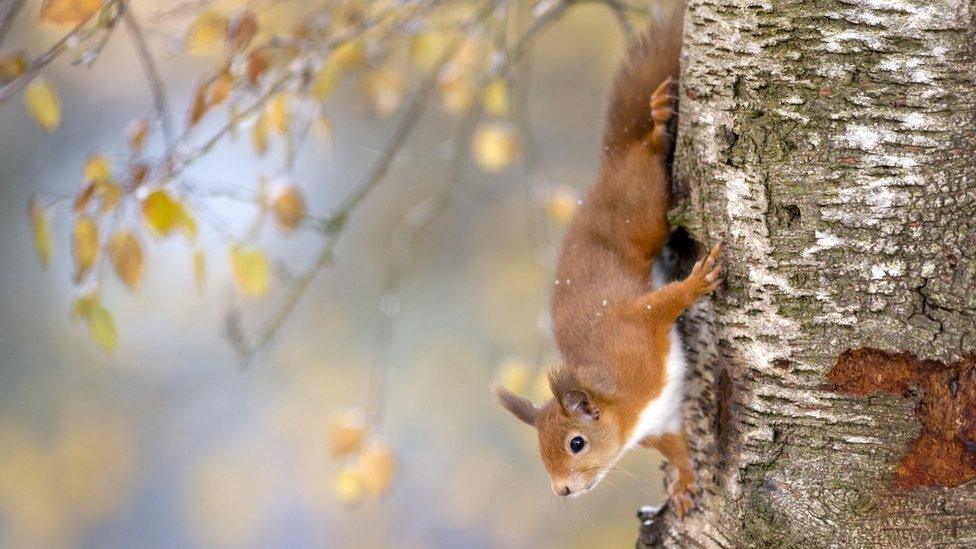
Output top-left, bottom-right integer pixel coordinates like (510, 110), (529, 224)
(492, 384), (540, 426)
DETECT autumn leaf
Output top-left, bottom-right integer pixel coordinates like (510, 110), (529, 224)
(141, 190), (182, 234)
(483, 78), (510, 117)
(27, 197), (52, 269)
(126, 118), (149, 152)
(207, 70), (233, 106)
(471, 121), (521, 172)
(0, 51), (27, 84)
(39, 0), (102, 24)
(269, 184), (306, 230)
(72, 215), (98, 282)
(332, 466), (365, 506)
(24, 78), (61, 132)
(251, 112), (268, 155)
(245, 49), (269, 86)
(83, 153), (112, 183)
(71, 293), (117, 354)
(96, 181), (122, 213)
(229, 245), (269, 297)
(107, 230), (144, 291)
(360, 68), (404, 117)
(226, 9), (258, 53)
(358, 441), (395, 497)
(193, 248), (206, 290)
(312, 63), (340, 101)
(327, 409), (367, 459)
(266, 92), (289, 134)
(330, 40), (365, 70)
(186, 11), (227, 49)
(141, 189), (196, 240)
(187, 80), (208, 126)
(410, 32), (451, 69)
(545, 185), (580, 225)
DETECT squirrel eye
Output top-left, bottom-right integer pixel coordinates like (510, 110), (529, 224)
(569, 436), (586, 454)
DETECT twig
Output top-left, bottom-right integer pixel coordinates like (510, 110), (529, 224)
(0, 5), (102, 103)
(0, 0), (25, 48)
(239, 1), (498, 363)
(123, 5), (176, 148)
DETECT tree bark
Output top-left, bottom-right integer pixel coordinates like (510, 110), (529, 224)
(639, 0), (976, 546)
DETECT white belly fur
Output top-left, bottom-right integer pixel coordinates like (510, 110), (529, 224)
(625, 326), (686, 448)
(624, 259), (686, 448)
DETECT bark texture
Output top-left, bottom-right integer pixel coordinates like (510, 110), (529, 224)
(639, 0), (976, 546)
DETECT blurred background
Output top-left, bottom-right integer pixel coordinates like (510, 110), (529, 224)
(0, 1), (666, 547)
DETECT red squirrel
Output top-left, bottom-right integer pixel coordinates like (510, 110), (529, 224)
(493, 10), (721, 517)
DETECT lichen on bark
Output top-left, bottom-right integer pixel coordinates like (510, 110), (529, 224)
(639, 0), (976, 546)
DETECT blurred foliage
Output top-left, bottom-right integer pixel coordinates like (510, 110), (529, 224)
(0, 0), (670, 546)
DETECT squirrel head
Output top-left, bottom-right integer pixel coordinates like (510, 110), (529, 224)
(493, 368), (625, 497)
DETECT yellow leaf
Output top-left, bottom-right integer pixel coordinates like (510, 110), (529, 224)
(495, 356), (531, 395)
(327, 409), (367, 459)
(358, 441), (395, 497)
(483, 78), (510, 117)
(126, 118), (149, 152)
(312, 63), (340, 102)
(265, 92), (289, 134)
(27, 197), (52, 269)
(72, 215), (98, 282)
(186, 11), (227, 50)
(107, 230), (143, 291)
(330, 40), (365, 70)
(332, 467), (365, 506)
(39, 0), (102, 24)
(0, 51), (27, 84)
(96, 180), (122, 213)
(269, 184), (306, 230)
(207, 70), (233, 106)
(193, 248), (206, 290)
(83, 153), (112, 183)
(141, 190), (182, 235)
(71, 293), (117, 354)
(410, 32), (451, 69)
(229, 245), (269, 297)
(24, 78), (61, 132)
(545, 185), (580, 225)
(471, 121), (521, 172)
(251, 112), (268, 155)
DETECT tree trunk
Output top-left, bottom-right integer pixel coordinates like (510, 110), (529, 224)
(639, 0), (976, 546)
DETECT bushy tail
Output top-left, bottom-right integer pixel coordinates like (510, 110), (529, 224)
(602, 6), (683, 155)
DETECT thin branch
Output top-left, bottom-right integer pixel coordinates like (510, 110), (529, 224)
(238, 1), (499, 363)
(0, 7), (100, 103)
(0, 0), (26, 48)
(123, 5), (176, 148)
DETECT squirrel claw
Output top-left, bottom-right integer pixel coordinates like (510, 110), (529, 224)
(668, 478), (698, 518)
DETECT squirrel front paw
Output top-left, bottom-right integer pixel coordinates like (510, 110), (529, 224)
(668, 476), (700, 518)
(650, 76), (677, 127)
(682, 243), (722, 299)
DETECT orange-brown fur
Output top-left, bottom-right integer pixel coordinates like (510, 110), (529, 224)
(494, 11), (721, 517)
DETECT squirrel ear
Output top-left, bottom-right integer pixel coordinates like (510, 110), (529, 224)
(493, 385), (540, 426)
(562, 389), (600, 420)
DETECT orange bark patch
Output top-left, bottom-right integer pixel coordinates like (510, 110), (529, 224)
(827, 347), (976, 489)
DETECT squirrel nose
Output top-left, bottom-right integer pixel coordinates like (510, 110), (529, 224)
(555, 485), (572, 497)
